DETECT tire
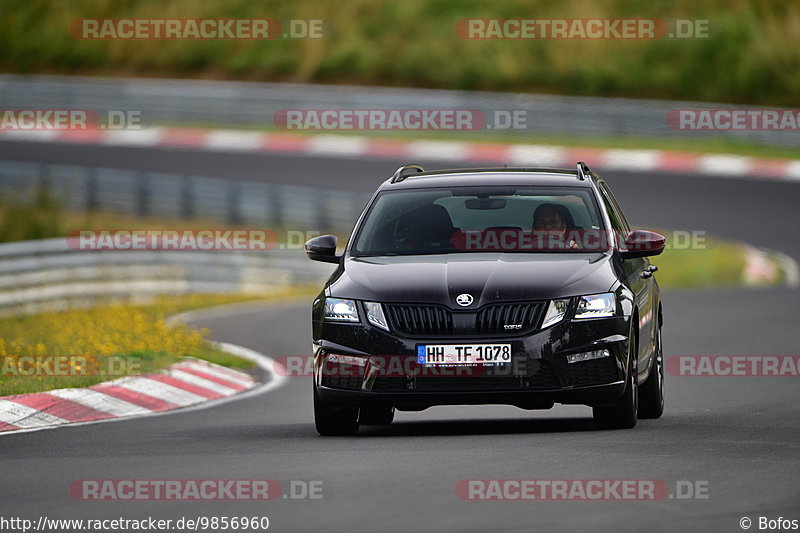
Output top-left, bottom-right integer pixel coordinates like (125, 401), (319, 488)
(359, 405), (395, 425)
(314, 384), (359, 436)
(593, 325), (638, 430)
(638, 325), (664, 419)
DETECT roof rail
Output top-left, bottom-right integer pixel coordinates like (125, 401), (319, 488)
(576, 161), (591, 181)
(390, 164), (425, 183)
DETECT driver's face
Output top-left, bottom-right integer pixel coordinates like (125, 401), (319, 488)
(533, 209), (566, 232)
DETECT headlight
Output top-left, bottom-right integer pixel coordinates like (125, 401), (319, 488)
(324, 298), (359, 322)
(364, 301), (389, 331)
(541, 298), (570, 328)
(574, 293), (616, 319)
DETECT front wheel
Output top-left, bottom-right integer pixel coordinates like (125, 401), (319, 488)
(314, 384), (359, 436)
(638, 325), (664, 419)
(593, 327), (638, 430)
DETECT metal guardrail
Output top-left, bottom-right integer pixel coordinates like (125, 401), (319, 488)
(0, 74), (794, 147)
(0, 160), (371, 232)
(0, 238), (334, 316)
(0, 157), (358, 315)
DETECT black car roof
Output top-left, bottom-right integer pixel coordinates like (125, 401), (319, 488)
(379, 167), (598, 190)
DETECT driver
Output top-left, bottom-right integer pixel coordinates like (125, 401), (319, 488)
(532, 203), (579, 249)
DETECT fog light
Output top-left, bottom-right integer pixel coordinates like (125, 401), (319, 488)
(566, 349), (611, 364)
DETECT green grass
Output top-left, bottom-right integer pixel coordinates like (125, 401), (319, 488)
(0, 0), (798, 106)
(0, 186), (65, 243)
(653, 240), (748, 289)
(0, 289), (315, 396)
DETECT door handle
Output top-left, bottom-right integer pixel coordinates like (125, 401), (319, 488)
(648, 265), (658, 272)
(640, 270), (653, 279)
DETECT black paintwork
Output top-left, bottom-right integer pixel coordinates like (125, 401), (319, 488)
(307, 167), (663, 410)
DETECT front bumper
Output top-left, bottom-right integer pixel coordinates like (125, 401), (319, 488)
(313, 315), (631, 410)
(317, 381), (625, 411)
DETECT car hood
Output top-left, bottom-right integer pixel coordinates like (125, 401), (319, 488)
(330, 253), (617, 308)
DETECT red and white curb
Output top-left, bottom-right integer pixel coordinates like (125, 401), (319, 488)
(743, 246), (800, 288)
(0, 343), (285, 435)
(2, 127), (799, 181)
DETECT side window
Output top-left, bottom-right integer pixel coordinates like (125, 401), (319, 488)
(600, 183), (631, 232)
(599, 187), (623, 232)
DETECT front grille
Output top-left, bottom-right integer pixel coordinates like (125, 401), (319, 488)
(385, 302), (544, 337)
(385, 304), (454, 336)
(568, 357), (620, 387)
(476, 303), (543, 335)
(371, 377), (410, 391)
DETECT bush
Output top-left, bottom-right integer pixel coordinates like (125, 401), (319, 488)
(0, 186), (65, 243)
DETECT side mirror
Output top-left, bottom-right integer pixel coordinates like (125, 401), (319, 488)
(305, 235), (341, 264)
(620, 230), (666, 259)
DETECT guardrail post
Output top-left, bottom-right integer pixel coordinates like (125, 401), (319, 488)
(181, 175), (193, 219)
(86, 166), (97, 211)
(137, 172), (149, 216)
(227, 180), (242, 225)
(38, 164), (51, 192)
(315, 188), (329, 231)
(269, 184), (283, 229)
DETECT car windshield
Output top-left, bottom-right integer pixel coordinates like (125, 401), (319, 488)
(352, 186), (607, 256)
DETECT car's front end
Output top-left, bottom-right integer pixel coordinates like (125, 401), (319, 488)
(306, 165), (664, 434)
(312, 252), (635, 412)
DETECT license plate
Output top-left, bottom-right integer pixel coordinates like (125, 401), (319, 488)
(417, 344), (511, 366)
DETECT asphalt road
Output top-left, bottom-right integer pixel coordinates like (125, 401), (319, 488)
(1, 140), (799, 533)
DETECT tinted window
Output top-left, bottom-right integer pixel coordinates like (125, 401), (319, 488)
(352, 186), (605, 256)
(599, 183), (630, 232)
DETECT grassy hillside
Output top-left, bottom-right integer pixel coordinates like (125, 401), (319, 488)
(0, 0), (797, 105)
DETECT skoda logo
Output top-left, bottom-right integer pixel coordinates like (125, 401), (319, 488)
(456, 293), (474, 307)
